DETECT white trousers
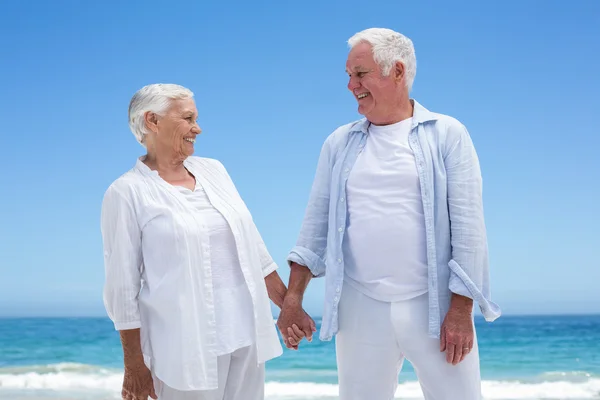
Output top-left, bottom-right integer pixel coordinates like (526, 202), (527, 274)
(153, 345), (264, 400)
(336, 284), (482, 400)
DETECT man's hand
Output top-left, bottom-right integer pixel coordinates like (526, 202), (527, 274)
(440, 294), (474, 365)
(277, 294), (316, 350)
(122, 361), (157, 400)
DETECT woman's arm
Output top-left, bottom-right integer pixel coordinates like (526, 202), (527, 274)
(101, 185), (156, 399)
(264, 270), (287, 309)
(119, 329), (157, 400)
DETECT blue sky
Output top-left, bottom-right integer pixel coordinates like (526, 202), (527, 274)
(1, 1), (598, 317)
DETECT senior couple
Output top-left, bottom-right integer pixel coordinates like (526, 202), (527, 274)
(101, 27), (500, 400)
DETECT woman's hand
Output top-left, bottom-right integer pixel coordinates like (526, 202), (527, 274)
(119, 329), (157, 400)
(122, 362), (157, 400)
(277, 294), (317, 350)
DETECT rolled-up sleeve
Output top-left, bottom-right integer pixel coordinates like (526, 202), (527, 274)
(100, 185), (143, 331)
(252, 222), (278, 278)
(444, 122), (501, 322)
(287, 138), (332, 278)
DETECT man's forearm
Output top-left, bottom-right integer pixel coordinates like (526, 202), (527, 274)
(450, 293), (474, 312)
(286, 262), (313, 301)
(119, 328), (145, 369)
(264, 271), (287, 309)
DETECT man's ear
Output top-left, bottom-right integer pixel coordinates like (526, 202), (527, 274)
(394, 61), (405, 84)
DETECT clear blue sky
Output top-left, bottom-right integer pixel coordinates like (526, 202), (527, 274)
(1, 1), (598, 317)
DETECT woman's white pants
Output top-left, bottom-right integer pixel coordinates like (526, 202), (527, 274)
(336, 283), (482, 400)
(153, 345), (264, 400)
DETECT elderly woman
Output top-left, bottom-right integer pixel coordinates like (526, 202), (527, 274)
(101, 83), (314, 400)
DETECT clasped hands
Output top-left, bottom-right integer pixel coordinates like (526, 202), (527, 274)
(276, 293), (316, 350)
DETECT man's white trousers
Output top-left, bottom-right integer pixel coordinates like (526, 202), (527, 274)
(336, 283), (482, 400)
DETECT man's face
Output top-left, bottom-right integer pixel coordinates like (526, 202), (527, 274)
(346, 42), (403, 124)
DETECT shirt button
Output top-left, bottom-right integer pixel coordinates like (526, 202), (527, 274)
(337, 258), (342, 263)
(340, 198), (345, 202)
(336, 287), (340, 293)
(338, 227), (343, 232)
(334, 296), (339, 302)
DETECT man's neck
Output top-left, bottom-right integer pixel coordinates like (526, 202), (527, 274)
(369, 98), (414, 126)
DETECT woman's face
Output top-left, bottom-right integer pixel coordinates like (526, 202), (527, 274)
(146, 98), (202, 158)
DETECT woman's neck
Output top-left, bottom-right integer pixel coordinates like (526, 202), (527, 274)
(143, 151), (188, 180)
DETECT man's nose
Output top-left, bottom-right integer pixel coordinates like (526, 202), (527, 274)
(348, 76), (360, 92)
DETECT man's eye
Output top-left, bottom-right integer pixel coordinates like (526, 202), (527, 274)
(348, 72), (366, 79)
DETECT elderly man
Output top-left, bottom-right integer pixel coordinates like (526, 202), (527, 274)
(277, 28), (501, 400)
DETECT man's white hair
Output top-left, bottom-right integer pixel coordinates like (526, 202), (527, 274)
(128, 83), (194, 147)
(348, 28), (417, 92)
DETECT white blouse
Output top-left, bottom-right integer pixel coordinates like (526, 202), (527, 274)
(100, 156), (283, 391)
(174, 181), (254, 356)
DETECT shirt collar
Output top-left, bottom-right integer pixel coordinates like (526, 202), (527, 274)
(134, 156), (193, 177)
(350, 99), (438, 134)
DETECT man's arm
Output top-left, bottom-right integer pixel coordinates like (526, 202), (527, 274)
(444, 120), (500, 313)
(277, 262), (316, 349)
(279, 135), (336, 348)
(286, 261), (314, 300)
(440, 120), (499, 365)
(286, 136), (335, 278)
(265, 263), (313, 308)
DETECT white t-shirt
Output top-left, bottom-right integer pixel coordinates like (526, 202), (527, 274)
(342, 117), (429, 302)
(176, 182), (255, 356)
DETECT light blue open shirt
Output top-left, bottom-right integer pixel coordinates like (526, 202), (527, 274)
(287, 100), (501, 341)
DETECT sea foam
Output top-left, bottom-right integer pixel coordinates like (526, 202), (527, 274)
(0, 363), (599, 399)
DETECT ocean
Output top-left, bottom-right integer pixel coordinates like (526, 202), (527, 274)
(0, 315), (599, 399)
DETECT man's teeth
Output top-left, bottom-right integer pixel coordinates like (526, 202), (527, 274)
(184, 138), (195, 143)
(358, 93), (369, 99)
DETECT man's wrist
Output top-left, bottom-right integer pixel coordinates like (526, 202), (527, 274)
(285, 261), (312, 304)
(450, 293), (474, 311)
(284, 291), (304, 305)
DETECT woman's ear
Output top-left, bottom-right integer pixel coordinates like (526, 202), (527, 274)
(144, 111), (159, 134)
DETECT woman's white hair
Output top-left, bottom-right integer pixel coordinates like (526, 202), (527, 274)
(128, 83), (194, 147)
(348, 28), (417, 92)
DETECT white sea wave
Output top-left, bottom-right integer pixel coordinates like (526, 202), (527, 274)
(0, 363), (599, 399)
